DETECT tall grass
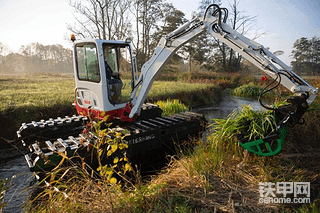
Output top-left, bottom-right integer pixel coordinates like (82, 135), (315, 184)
(232, 83), (263, 98)
(156, 99), (189, 116)
(187, 101), (320, 211)
(190, 105), (278, 181)
(21, 74), (320, 212)
(0, 178), (8, 210)
(213, 105), (277, 142)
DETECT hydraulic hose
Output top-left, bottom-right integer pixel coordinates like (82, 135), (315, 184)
(203, 4), (222, 26)
(258, 72), (282, 111)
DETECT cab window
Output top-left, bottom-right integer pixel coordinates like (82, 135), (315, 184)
(76, 43), (100, 82)
(103, 44), (133, 104)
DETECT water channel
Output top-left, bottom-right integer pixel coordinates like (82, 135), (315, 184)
(0, 156), (33, 212)
(0, 94), (262, 212)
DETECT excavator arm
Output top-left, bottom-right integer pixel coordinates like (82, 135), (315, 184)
(129, 4), (318, 156)
(129, 18), (205, 118)
(130, 4), (318, 118)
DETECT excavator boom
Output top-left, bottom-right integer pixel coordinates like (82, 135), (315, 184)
(129, 4), (318, 118)
(127, 4), (318, 156)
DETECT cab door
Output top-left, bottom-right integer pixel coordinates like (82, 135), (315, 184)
(74, 43), (103, 111)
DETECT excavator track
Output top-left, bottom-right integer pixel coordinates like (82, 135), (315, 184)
(18, 111), (207, 174)
(17, 115), (88, 147)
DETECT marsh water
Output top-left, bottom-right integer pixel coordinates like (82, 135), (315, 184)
(193, 93), (262, 122)
(0, 94), (262, 212)
(0, 156), (33, 212)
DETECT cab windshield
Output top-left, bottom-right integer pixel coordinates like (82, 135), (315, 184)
(103, 43), (133, 105)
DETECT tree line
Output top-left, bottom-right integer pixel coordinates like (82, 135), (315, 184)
(0, 42), (73, 74)
(0, 0), (319, 75)
(291, 36), (320, 76)
(67, 0), (260, 73)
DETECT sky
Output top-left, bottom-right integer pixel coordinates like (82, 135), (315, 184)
(0, 0), (74, 51)
(1, 0), (320, 65)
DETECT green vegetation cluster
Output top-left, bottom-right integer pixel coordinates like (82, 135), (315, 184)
(232, 83), (263, 98)
(156, 99), (189, 116)
(214, 105), (277, 142)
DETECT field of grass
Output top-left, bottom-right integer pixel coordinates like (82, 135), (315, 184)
(0, 74), (225, 112)
(0, 73), (75, 111)
(0, 72), (239, 111)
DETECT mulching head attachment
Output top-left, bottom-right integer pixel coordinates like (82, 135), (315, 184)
(238, 95), (308, 156)
(238, 126), (289, 156)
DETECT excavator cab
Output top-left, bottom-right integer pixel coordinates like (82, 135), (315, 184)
(73, 38), (138, 120)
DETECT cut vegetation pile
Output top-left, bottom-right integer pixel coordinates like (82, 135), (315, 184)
(213, 105), (277, 142)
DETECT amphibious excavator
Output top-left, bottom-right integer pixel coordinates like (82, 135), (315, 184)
(17, 4), (318, 175)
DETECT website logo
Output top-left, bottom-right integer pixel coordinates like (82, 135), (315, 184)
(259, 182), (310, 204)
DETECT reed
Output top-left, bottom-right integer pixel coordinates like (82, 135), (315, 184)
(213, 105), (277, 142)
(232, 83), (263, 98)
(155, 99), (189, 116)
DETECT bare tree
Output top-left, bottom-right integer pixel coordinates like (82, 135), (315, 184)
(197, 0), (264, 72)
(130, 0), (171, 67)
(139, 0), (166, 60)
(226, 0), (259, 71)
(0, 42), (10, 73)
(129, 0), (143, 62)
(68, 0), (132, 40)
